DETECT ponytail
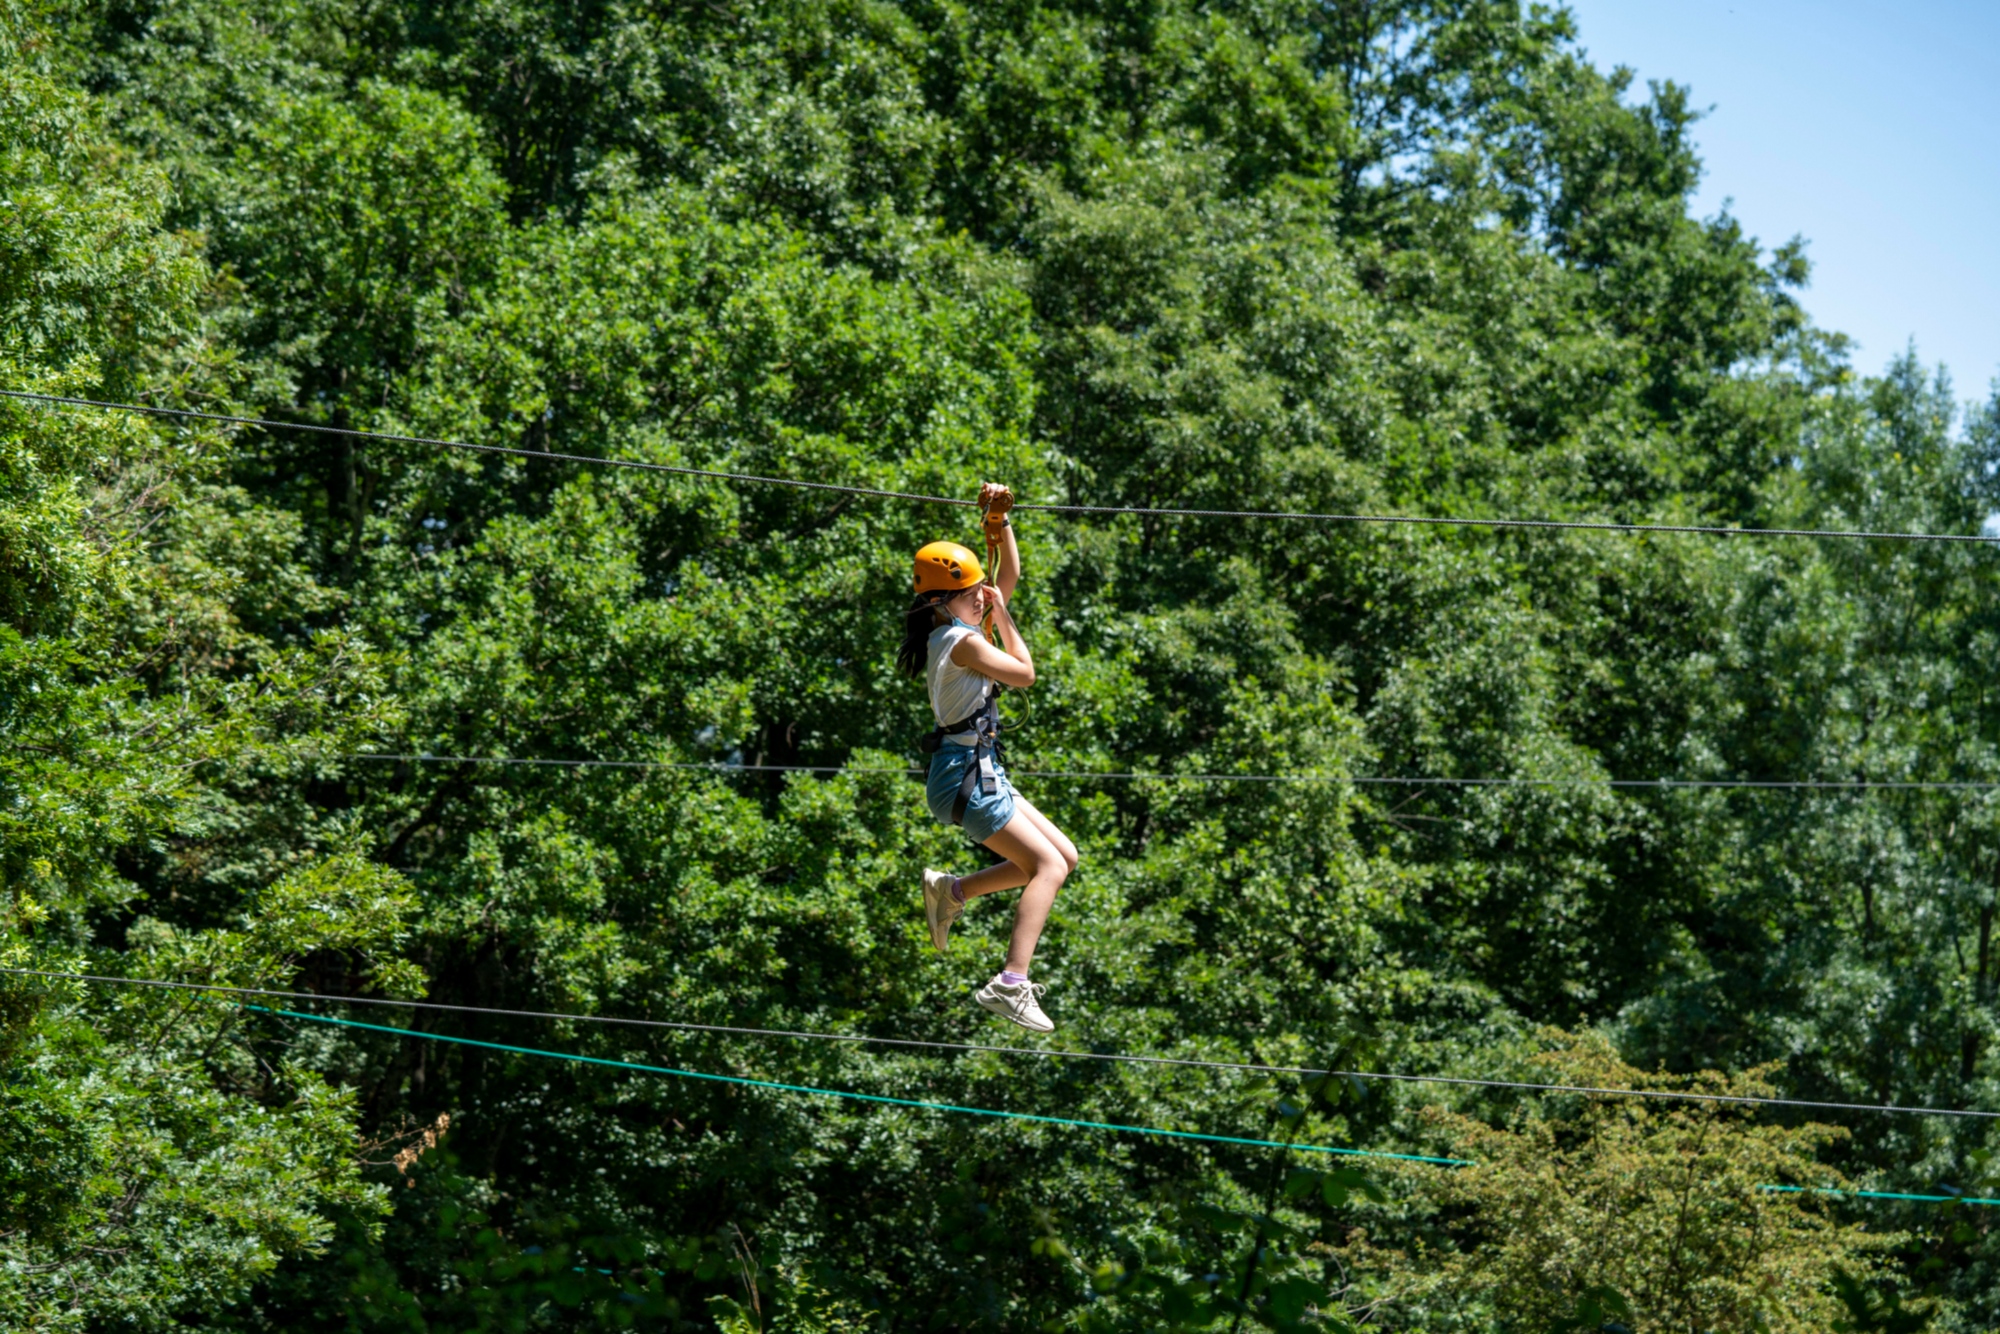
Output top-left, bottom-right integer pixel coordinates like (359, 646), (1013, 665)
(896, 596), (943, 678)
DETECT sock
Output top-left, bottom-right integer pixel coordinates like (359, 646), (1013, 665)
(1000, 969), (1029, 986)
(949, 876), (966, 905)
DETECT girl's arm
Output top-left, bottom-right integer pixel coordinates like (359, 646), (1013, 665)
(991, 518), (1019, 601)
(950, 585), (1034, 687)
(980, 481), (1019, 601)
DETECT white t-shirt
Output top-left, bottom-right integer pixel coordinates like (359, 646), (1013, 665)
(926, 622), (992, 732)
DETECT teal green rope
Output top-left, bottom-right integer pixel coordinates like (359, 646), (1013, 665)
(249, 1005), (1470, 1166)
(1759, 1185), (2000, 1206)
(250, 1006), (2000, 1204)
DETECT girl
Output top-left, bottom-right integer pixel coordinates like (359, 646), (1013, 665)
(896, 483), (1078, 1033)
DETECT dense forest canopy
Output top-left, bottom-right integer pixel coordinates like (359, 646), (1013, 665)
(6, 0), (2000, 1327)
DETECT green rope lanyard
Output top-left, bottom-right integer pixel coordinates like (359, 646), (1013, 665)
(250, 1006), (2000, 1205)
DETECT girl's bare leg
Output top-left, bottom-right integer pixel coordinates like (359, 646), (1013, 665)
(1008, 793), (1078, 874)
(955, 793), (1078, 900)
(956, 853), (1028, 900)
(961, 814), (1069, 974)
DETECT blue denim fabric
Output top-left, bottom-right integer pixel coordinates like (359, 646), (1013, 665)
(925, 740), (1017, 843)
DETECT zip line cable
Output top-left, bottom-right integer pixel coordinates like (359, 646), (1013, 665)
(245, 1004), (1469, 1166)
(11, 967), (1996, 1122)
(249, 1006), (2000, 1206)
(0, 391), (968, 511)
(352, 753), (2000, 792)
(8, 388), (1996, 546)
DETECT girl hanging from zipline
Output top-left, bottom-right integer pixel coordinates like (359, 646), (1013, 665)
(897, 483), (1078, 1033)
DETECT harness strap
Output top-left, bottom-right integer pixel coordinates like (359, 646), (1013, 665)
(951, 705), (1001, 827)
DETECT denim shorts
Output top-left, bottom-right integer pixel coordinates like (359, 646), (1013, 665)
(925, 741), (1017, 844)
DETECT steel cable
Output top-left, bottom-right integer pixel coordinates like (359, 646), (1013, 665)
(7, 389), (1995, 545)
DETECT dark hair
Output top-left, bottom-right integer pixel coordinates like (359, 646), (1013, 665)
(896, 595), (946, 678)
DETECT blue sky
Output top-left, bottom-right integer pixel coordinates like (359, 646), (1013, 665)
(1561, 0), (2000, 401)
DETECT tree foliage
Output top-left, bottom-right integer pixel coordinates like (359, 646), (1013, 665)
(1413, 1032), (1889, 1332)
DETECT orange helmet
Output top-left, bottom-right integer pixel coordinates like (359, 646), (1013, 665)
(913, 541), (984, 596)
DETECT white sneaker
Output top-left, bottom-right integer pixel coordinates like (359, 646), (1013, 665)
(921, 869), (963, 952)
(974, 975), (1054, 1033)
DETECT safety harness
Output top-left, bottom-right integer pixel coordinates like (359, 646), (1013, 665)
(919, 683), (1004, 827)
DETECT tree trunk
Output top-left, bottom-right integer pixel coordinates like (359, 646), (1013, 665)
(1964, 899), (1994, 1082)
